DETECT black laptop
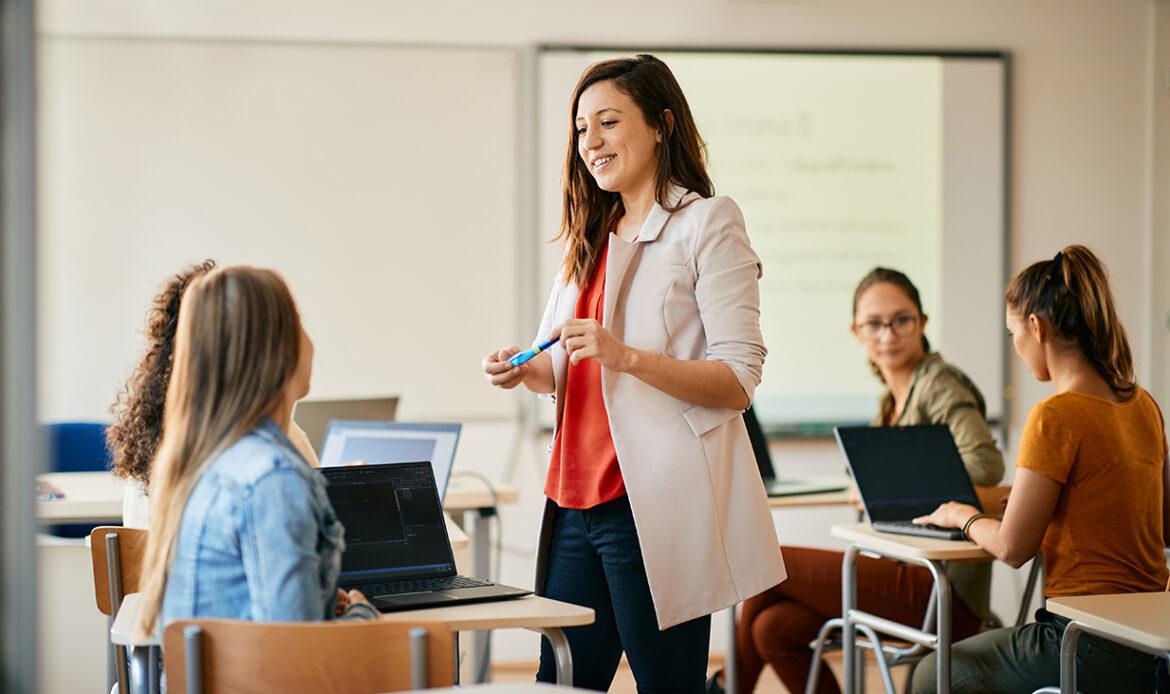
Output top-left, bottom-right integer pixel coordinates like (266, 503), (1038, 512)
(321, 461), (531, 611)
(745, 406), (849, 497)
(833, 425), (984, 540)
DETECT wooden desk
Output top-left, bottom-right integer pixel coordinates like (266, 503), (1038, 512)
(112, 593), (593, 690)
(830, 522), (991, 694)
(381, 594), (593, 685)
(37, 471), (124, 523)
(830, 522), (990, 562)
(768, 487), (852, 509)
(36, 471), (517, 523)
(1046, 592), (1170, 693)
(427, 684), (593, 693)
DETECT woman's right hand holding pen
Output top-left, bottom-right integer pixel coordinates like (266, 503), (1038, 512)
(482, 329), (558, 394)
(482, 346), (532, 390)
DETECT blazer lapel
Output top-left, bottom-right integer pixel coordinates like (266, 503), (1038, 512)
(602, 184), (697, 328)
(602, 234), (638, 332)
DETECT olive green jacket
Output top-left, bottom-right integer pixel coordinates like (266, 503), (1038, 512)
(872, 352), (1005, 623)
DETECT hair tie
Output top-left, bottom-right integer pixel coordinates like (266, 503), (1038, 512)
(1053, 250), (1063, 264)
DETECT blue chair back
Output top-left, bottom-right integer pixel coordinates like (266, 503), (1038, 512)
(46, 422), (113, 473)
(44, 422), (114, 537)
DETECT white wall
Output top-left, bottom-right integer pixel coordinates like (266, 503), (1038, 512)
(38, 0), (1169, 444)
(35, 0), (1170, 674)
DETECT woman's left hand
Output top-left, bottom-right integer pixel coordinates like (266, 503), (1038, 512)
(561, 318), (634, 371)
(912, 501), (981, 529)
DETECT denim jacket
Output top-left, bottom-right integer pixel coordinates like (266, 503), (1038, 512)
(161, 419), (355, 625)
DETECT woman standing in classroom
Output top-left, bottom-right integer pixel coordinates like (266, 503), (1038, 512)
(482, 54), (785, 693)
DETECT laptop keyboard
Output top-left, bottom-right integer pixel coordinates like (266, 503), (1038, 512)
(872, 519), (965, 541)
(356, 575), (494, 596)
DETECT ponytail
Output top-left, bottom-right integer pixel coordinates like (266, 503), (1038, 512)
(1005, 245), (1135, 397)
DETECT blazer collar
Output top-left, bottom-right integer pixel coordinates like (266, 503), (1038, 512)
(635, 183), (699, 243)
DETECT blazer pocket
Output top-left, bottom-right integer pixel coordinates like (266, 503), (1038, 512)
(682, 404), (740, 437)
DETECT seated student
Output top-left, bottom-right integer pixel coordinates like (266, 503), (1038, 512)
(136, 266), (374, 635)
(107, 260), (320, 530)
(709, 268), (1005, 694)
(911, 246), (1170, 693)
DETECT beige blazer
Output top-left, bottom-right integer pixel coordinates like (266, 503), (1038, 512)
(534, 185), (787, 630)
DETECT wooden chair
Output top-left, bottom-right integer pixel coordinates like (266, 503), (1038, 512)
(162, 619), (455, 693)
(90, 526), (150, 694)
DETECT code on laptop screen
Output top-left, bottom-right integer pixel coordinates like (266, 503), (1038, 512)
(323, 462), (455, 581)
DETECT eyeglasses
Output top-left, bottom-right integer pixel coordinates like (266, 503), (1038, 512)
(855, 314), (920, 340)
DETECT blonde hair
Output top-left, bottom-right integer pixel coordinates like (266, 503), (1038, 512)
(137, 266), (302, 634)
(1005, 244), (1135, 397)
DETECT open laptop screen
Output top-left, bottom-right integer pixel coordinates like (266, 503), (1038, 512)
(319, 421), (460, 500)
(321, 462), (456, 583)
(834, 425), (982, 520)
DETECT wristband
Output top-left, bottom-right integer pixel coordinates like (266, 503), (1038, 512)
(961, 512), (990, 541)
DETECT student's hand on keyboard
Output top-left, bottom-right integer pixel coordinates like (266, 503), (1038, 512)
(912, 501), (980, 529)
(334, 588), (371, 616)
(348, 589), (370, 606)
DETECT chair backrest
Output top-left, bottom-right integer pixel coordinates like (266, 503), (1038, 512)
(90, 526), (149, 616)
(975, 485), (1011, 514)
(163, 619), (455, 694)
(46, 421), (112, 473)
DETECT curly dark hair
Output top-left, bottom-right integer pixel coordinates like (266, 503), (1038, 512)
(107, 260), (217, 487)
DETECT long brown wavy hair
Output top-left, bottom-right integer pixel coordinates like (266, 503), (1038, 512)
(138, 266), (303, 634)
(107, 260), (216, 488)
(558, 54), (714, 288)
(1005, 244), (1136, 397)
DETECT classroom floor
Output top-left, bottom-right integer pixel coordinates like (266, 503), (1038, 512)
(492, 651), (908, 693)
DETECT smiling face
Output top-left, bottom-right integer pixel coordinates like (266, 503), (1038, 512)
(852, 281), (928, 374)
(575, 80), (662, 195)
(1007, 308), (1049, 382)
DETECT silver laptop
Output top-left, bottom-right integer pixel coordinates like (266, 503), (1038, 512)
(292, 397), (399, 453)
(319, 421), (460, 500)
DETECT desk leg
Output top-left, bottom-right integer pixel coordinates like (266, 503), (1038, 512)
(924, 560), (952, 694)
(725, 604), (738, 694)
(127, 646), (151, 694)
(534, 627), (574, 686)
(841, 544), (860, 694)
(471, 508), (493, 683)
(1058, 621), (1082, 694)
(453, 632), (461, 686)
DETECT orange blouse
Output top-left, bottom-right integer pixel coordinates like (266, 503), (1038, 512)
(544, 239), (626, 509)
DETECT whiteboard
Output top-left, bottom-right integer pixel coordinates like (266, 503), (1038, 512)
(537, 49), (1007, 431)
(38, 39), (520, 421)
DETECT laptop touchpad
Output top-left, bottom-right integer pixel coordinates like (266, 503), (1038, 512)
(375, 592), (457, 607)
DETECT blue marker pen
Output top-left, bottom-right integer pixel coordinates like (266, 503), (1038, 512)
(508, 336), (560, 367)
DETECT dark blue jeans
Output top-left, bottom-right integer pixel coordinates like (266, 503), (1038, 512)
(536, 495), (711, 693)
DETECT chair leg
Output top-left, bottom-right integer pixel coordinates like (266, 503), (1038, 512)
(410, 627), (428, 690)
(855, 624), (897, 694)
(184, 625), (204, 694)
(106, 533), (130, 694)
(805, 618), (843, 694)
(902, 658), (920, 694)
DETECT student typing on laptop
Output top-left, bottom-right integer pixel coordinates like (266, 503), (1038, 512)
(910, 246), (1170, 694)
(137, 267), (377, 639)
(715, 268), (1004, 694)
